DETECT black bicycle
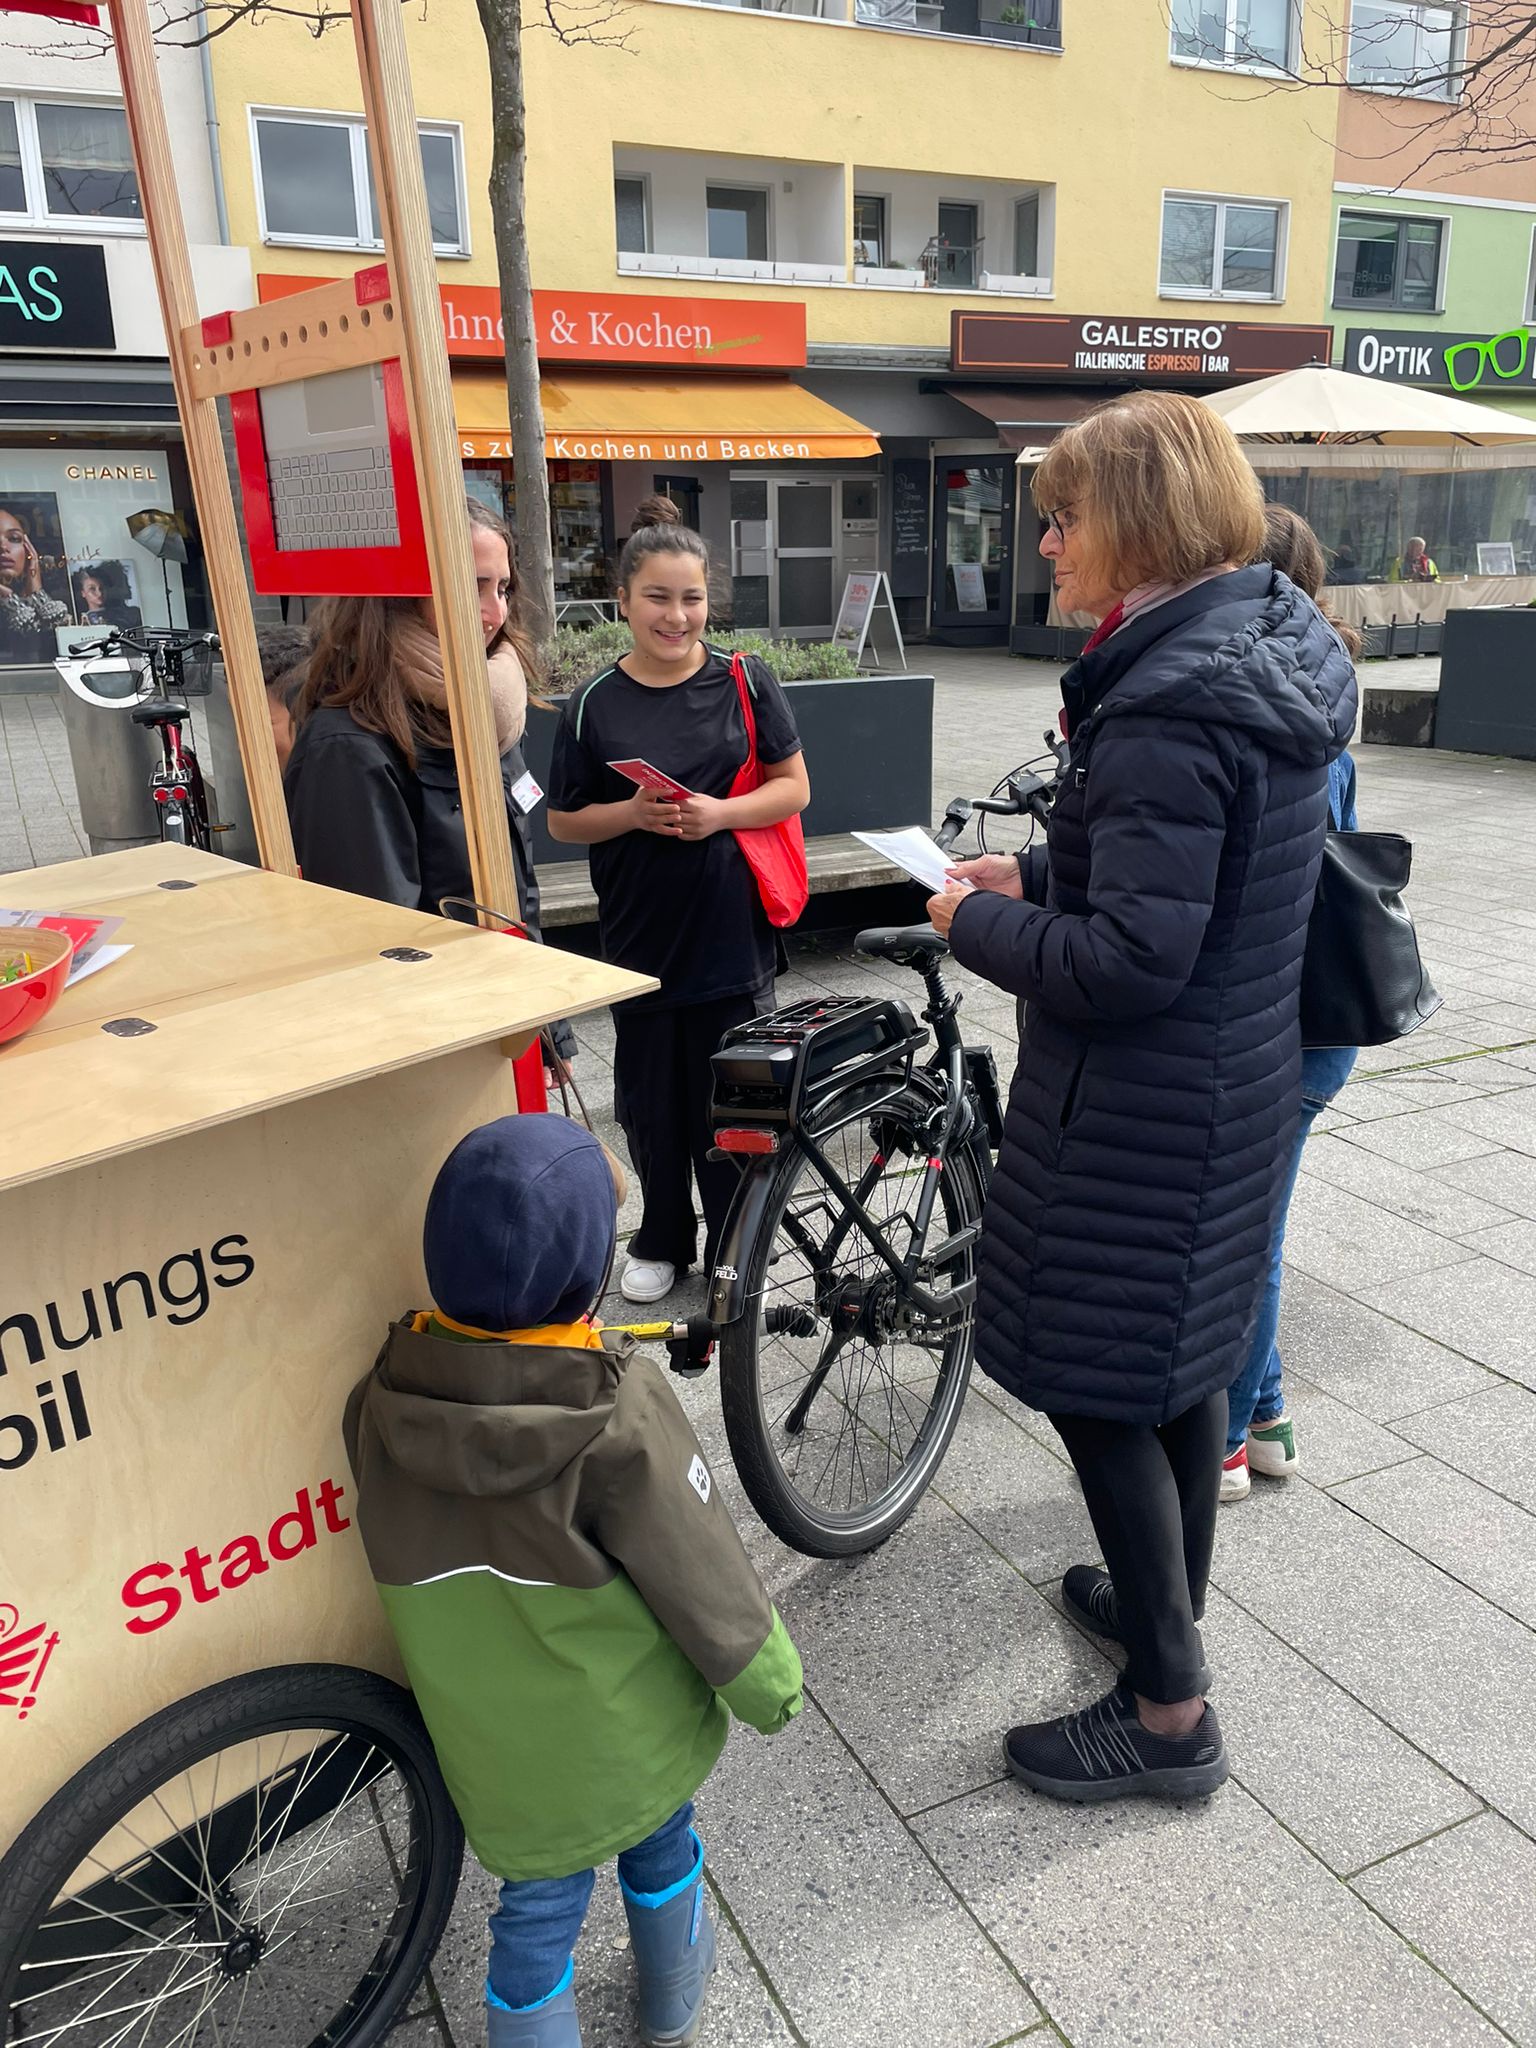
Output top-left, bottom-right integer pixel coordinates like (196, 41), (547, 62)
(676, 743), (1064, 1557)
(65, 627), (220, 851)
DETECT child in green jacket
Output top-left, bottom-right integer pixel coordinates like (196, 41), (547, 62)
(343, 1113), (803, 2048)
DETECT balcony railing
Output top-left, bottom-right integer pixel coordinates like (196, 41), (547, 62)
(618, 249), (844, 285)
(852, 0), (1061, 41)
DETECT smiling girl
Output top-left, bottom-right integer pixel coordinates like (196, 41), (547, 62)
(547, 519), (810, 1303)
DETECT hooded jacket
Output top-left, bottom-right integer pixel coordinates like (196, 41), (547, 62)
(950, 566), (1358, 1425)
(343, 1318), (803, 1881)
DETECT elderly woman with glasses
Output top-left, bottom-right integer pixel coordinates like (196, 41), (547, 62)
(928, 391), (1356, 1806)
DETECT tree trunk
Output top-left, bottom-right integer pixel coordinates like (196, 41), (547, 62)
(477, 0), (556, 654)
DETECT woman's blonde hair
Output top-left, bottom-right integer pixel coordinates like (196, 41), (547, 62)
(1033, 390), (1266, 597)
(297, 496), (540, 763)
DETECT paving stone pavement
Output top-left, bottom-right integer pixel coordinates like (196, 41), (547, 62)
(7, 651), (1536, 2047)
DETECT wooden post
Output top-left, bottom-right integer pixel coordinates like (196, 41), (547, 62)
(107, 0), (297, 877)
(349, 0), (522, 923)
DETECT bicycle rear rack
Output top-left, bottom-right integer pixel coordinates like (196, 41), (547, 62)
(710, 995), (926, 1138)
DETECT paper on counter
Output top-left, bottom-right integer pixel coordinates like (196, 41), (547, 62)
(66, 942), (132, 986)
(852, 827), (973, 896)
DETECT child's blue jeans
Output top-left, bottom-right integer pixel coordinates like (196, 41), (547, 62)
(486, 1802), (696, 2014)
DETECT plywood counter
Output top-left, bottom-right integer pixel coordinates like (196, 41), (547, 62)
(0, 844), (651, 1859)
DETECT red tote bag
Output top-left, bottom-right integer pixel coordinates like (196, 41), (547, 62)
(726, 653), (809, 929)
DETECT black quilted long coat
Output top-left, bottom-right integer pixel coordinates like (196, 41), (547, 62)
(949, 567), (1357, 1426)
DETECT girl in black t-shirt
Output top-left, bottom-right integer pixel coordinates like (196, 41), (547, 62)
(548, 522), (810, 1304)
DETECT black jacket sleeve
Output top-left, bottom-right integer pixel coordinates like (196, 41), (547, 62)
(952, 717), (1239, 1024)
(286, 730), (422, 909)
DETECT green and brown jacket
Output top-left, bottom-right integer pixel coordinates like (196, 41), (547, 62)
(342, 1313), (803, 1881)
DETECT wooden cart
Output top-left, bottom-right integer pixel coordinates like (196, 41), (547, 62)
(0, 844), (646, 2040)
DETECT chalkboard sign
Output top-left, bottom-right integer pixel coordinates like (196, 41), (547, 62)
(890, 457), (930, 599)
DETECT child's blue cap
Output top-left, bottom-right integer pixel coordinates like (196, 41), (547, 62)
(424, 1116), (617, 1331)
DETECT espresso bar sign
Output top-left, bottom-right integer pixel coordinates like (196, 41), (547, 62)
(0, 240), (114, 352)
(952, 311), (1331, 382)
(1344, 327), (1536, 393)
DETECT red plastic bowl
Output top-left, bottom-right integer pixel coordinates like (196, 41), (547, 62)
(0, 926), (75, 1047)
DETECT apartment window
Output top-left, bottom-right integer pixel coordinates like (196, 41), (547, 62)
(1013, 192), (1040, 276)
(614, 175), (649, 255)
(706, 185), (770, 262)
(0, 97), (140, 225)
(853, 193), (887, 266)
(1348, 1), (1462, 100)
(1333, 211), (1443, 309)
(1161, 195), (1283, 299)
(1170, 0), (1296, 70)
(253, 112), (467, 255)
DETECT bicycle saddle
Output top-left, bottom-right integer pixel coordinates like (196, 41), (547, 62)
(856, 923), (951, 967)
(130, 698), (186, 727)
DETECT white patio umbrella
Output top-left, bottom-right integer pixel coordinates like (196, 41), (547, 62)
(1200, 362), (1536, 446)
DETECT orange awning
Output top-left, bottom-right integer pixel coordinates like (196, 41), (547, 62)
(455, 369), (880, 463)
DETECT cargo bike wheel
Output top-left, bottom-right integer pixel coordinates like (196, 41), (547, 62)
(0, 1664), (463, 2048)
(718, 1080), (983, 1559)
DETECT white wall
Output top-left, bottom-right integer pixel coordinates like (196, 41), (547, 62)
(851, 166), (1052, 277)
(614, 145), (845, 266)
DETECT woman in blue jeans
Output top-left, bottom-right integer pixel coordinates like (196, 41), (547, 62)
(1224, 507), (1359, 1501)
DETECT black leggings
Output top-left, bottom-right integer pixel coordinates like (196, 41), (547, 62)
(613, 984), (772, 1273)
(1048, 1388), (1227, 1704)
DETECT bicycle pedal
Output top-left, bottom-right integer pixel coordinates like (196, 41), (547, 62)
(666, 1334), (714, 1380)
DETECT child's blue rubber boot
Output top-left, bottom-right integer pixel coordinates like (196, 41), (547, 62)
(485, 1960), (581, 2047)
(619, 1829), (717, 2047)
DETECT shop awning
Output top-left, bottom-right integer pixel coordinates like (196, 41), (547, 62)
(454, 370), (880, 463)
(943, 384), (1096, 450)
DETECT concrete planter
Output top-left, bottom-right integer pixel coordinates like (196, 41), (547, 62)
(522, 671), (936, 865)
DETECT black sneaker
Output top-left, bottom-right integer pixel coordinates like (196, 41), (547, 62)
(1005, 1683), (1229, 1804)
(1061, 1564), (1122, 1642)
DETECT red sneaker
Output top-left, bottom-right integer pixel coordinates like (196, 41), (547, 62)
(1220, 1442), (1251, 1503)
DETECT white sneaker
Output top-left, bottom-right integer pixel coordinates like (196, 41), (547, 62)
(621, 1257), (676, 1304)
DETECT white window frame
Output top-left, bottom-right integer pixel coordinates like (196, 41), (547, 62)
(249, 106), (470, 258)
(0, 92), (143, 236)
(1346, 0), (1465, 103)
(613, 172), (652, 256)
(1331, 206), (1449, 313)
(1168, 0), (1299, 76)
(704, 182), (774, 264)
(1159, 191), (1289, 303)
(1526, 224), (1536, 326)
(1013, 191), (1041, 276)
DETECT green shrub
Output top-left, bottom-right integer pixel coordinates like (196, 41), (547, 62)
(542, 622), (863, 696)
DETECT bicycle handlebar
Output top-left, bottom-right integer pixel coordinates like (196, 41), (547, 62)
(68, 627), (220, 660)
(933, 733), (1066, 855)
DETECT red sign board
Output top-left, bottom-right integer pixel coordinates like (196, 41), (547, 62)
(0, 1), (101, 18)
(259, 275), (806, 369)
(952, 311), (1331, 382)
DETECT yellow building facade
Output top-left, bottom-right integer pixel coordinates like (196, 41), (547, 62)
(208, 0), (1344, 643)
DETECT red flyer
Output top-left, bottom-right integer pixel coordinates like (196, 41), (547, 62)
(607, 759), (694, 801)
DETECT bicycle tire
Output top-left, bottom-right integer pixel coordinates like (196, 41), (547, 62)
(718, 1084), (983, 1558)
(0, 1663), (464, 2048)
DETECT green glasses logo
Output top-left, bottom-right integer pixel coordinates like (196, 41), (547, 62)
(1444, 329), (1530, 393)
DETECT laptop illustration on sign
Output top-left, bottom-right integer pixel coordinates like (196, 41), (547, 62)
(228, 352), (431, 597)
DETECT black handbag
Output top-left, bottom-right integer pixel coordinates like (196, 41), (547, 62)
(1300, 830), (1442, 1049)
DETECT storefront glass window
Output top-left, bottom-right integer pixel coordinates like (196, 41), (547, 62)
(942, 467), (1003, 614)
(1261, 466), (1536, 582)
(35, 103), (140, 221)
(549, 462), (608, 600)
(0, 448), (185, 668)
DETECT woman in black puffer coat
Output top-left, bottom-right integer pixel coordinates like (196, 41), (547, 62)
(930, 392), (1356, 1806)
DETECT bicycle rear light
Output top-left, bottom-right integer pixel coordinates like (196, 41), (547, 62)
(713, 1128), (780, 1154)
